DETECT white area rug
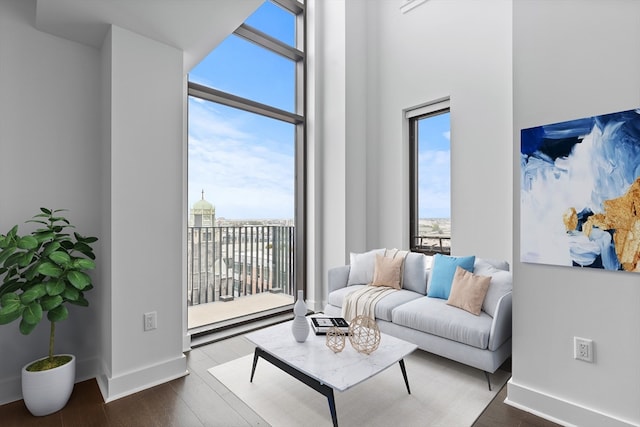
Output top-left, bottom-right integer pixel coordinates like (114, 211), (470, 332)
(208, 349), (510, 427)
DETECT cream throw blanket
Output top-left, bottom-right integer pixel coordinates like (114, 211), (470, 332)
(342, 286), (396, 322)
(342, 249), (409, 322)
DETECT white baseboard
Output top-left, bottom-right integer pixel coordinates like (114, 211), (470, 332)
(183, 332), (192, 353)
(96, 354), (188, 403)
(506, 379), (638, 427)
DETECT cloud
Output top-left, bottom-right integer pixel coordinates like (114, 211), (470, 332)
(188, 99), (294, 219)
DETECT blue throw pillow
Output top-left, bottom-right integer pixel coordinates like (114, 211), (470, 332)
(427, 254), (476, 299)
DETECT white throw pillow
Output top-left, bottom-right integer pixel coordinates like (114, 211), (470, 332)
(473, 263), (513, 317)
(474, 257), (510, 272)
(347, 248), (385, 286)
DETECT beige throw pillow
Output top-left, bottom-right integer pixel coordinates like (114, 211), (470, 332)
(446, 266), (491, 315)
(371, 254), (403, 289)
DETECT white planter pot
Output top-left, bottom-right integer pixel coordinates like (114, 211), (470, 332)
(21, 354), (75, 416)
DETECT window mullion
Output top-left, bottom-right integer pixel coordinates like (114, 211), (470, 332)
(188, 82), (303, 125)
(273, 0), (304, 15)
(234, 24), (304, 62)
(409, 118), (419, 251)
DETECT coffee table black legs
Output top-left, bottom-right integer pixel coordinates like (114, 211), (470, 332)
(251, 347), (339, 427)
(399, 359), (411, 394)
(250, 350), (259, 382)
(250, 347), (411, 427)
(326, 393), (338, 427)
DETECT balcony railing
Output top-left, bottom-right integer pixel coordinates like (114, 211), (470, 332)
(412, 235), (451, 255)
(187, 225), (295, 306)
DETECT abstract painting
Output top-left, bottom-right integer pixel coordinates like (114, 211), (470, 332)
(521, 108), (640, 272)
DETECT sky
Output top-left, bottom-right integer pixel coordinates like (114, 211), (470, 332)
(418, 112), (451, 219)
(188, 1), (296, 220)
(188, 1), (451, 221)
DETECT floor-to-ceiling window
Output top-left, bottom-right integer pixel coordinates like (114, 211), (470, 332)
(409, 100), (451, 254)
(187, 0), (305, 333)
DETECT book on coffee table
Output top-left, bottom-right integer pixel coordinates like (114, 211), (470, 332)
(311, 317), (349, 335)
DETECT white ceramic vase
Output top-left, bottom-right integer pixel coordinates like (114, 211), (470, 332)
(22, 354), (76, 416)
(291, 290), (309, 342)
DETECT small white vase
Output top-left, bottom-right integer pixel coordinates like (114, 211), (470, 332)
(291, 290), (309, 342)
(22, 354), (75, 416)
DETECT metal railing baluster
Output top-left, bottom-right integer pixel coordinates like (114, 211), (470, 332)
(187, 225), (295, 306)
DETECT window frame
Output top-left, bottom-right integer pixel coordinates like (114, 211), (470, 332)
(407, 98), (451, 254)
(187, 0), (306, 296)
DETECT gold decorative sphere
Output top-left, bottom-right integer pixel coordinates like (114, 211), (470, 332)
(348, 315), (380, 355)
(325, 326), (346, 353)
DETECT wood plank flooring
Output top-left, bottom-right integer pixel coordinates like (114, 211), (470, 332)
(1, 334), (560, 427)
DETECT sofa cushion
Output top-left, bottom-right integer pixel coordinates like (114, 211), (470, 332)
(328, 285), (366, 308)
(392, 297), (493, 349)
(446, 266), (491, 316)
(347, 248), (385, 286)
(371, 289), (424, 322)
(402, 252), (428, 295)
(329, 286), (422, 322)
(427, 254), (476, 299)
(473, 262), (513, 317)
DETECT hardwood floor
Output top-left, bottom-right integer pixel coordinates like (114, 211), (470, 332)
(1, 334), (560, 427)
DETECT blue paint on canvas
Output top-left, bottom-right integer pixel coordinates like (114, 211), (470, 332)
(520, 108), (640, 272)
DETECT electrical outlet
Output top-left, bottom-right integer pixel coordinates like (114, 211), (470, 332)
(574, 337), (593, 362)
(144, 311), (157, 331)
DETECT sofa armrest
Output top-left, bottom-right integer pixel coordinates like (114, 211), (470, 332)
(328, 265), (350, 294)
(487, 292), (512, 351)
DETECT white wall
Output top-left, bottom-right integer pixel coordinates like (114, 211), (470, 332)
(510, 2), (640, 426)
(97, 25), (187, 401)
(370, 0), (513, 260)
(0, 0), (102, 403)
(308, 0), (379, 310)
(307, 0), (350, 310)
(312, 0), (513, 308)
(345, 0), (371, 254)
(0, 0), (188, 404)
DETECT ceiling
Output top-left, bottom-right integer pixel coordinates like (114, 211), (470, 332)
(34, 0), (263, 72)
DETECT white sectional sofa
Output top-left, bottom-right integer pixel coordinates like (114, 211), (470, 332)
(323, 249), (513, 389)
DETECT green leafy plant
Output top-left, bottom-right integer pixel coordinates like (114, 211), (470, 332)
(0, 208), (97, 371)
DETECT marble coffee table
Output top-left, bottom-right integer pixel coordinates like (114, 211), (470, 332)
(245, 318), (418, 427)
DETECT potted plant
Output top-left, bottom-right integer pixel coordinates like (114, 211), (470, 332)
(0, 208), (97, 416)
